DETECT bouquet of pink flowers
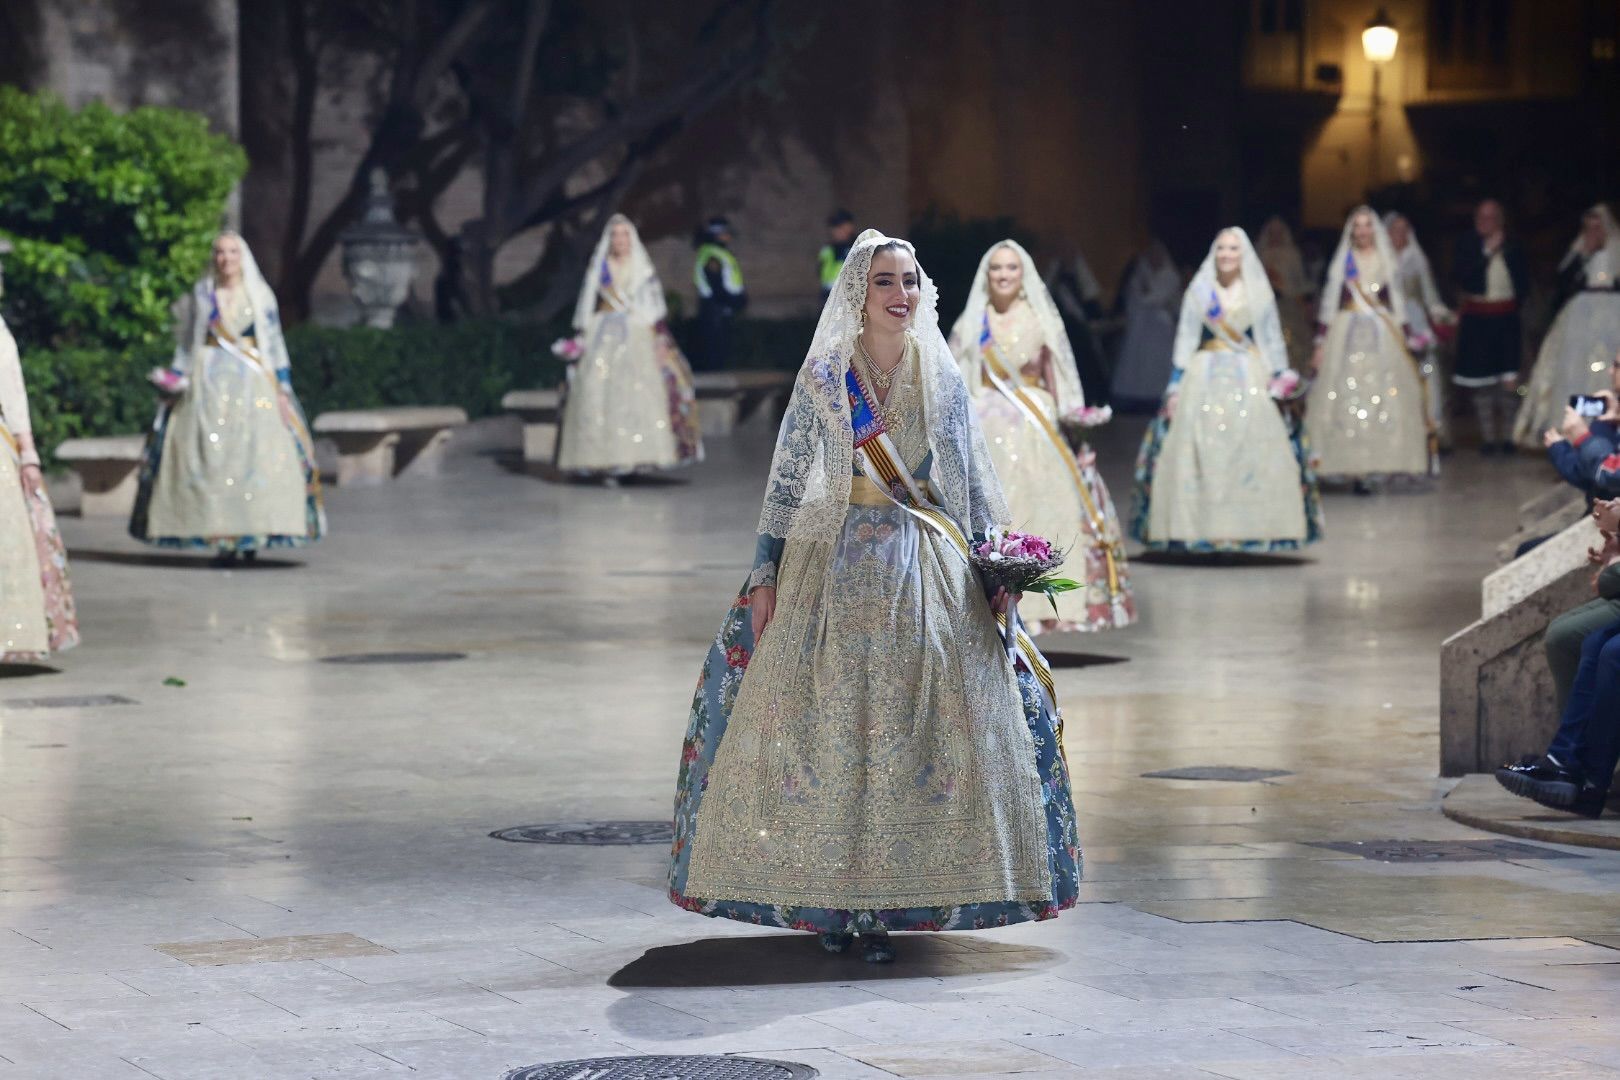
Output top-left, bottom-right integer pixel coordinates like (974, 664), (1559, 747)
(970, 527), (1079, 615)
(551, 336), (584, 362)
(1268, 369), (1306, 402)
(147, 367), (190, 396)
(1057, 404), (1112, 452)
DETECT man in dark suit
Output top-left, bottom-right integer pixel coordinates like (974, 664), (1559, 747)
(1452, 198), (1531, 454)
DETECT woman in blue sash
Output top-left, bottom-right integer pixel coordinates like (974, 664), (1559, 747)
(669, 230), (1080, 963)
(129, 232), (324, 562)
(1304, 207), (1432, 484)
(1133, 228), (1323, 552)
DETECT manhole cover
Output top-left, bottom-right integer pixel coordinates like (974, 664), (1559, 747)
(506, 1056), (816, 1080)
(490, 821), (673, 846)
(2, 694), (138, 709)
(1041, 652), (1130, 669)
(1311, 839), (1585, 862)
(320, 652), (467, 665)
(1142, 766), (1292, 782)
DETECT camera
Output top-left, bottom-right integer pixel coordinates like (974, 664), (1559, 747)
(1571, 394), (1607, 419)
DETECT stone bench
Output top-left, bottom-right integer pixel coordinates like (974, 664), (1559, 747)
(55, 434), (147, 517)
(1441, 514), (1598, 776)
(311, 406), (468, 486)
(1496, 483), (1589, 564)
(500, 389), (562, 465)
(692, 370), (792, 436)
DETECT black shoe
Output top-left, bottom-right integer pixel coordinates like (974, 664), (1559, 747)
(1499, 441), (1519, 456)
(1495, 755), (1581, 808)
(1352, 480), (1373, 496)
(860, 932), (895, 964)
(818, 931), (852, 954)
(1480, 442), (1499, 457)
(1570, 783), (1609, 819)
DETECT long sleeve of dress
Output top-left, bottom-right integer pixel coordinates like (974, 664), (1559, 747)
(0, 320), (37, 464)
(750, 532), (784, 591)
(171, 291), (198, 375)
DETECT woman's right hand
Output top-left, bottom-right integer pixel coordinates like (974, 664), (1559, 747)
(1310, 343), (1324, 373)
(1164, 392), (1178, 420)
(750, 586), (776, 641)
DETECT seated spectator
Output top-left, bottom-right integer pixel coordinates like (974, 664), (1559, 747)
(1543, 353), (1620, 500)
(1498, 498), (1620, 817)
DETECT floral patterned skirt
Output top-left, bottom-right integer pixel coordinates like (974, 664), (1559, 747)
(0, 437), (78, 662)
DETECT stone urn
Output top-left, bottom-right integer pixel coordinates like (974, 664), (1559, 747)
(339, 169), (421, 329)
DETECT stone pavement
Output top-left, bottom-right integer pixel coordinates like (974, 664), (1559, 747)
(0, 419), (1616, 1079)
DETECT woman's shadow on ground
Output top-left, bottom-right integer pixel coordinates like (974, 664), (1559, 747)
(609, 932), (1061, 989)
(605, 933), (1062, 1042)
(67, 550), (303, 570)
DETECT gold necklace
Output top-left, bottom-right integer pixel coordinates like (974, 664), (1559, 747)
(855, 337), (907, 430)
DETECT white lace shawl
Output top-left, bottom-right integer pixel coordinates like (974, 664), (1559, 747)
(757, 229), (1009, 543)
(572, 213), (665, 330)
(1171, 227), (1287, 377)
(173, 231), (290, 376)
(948, 238), (1086, 412)
(1318, 206), (1408, 329)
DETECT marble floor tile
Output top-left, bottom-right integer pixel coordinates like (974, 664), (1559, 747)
(154, 932), (393, 967)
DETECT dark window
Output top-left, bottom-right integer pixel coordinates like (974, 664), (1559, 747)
(1429, 0), (1514, 89)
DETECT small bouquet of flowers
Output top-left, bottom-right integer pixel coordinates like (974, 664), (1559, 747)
(1267, 369), (1306, 402)
(551, 336), (585, 362)
(1406, 328), (1438, 353)
(971, 527), (1079, 656)
(1057, 404), (1113, 453)
(147, 367), (189, 396)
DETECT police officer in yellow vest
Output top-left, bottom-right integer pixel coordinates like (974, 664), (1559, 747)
(692, 217), (746, 371)
(818, 209), (856, 301)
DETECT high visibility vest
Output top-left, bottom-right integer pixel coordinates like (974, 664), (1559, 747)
(818, 244), (845, 291)
(694, 243), (744, 299)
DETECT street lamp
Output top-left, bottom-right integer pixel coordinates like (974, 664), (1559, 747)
(1362, 7), (1399, 191)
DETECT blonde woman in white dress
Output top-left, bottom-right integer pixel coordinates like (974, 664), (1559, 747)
(1513, 205), (1620, 446)
(129, 232), (323, 562)
(0, 304), (78, 662)
(556, 214), (702, 478)
(1306, 207), (1433, 486)
(949, 240), (1133, 633)
(1385, 212), (1455, 451)
(1132, 228), (1322, 552)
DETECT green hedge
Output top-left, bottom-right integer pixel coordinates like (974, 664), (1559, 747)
(22, 314), (817, 466)
(0, 88), (245, 351)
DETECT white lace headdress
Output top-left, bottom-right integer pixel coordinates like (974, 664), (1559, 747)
(179, 231), (290, 373)
(948, 239), (1086, 412)
(757, 228), (1009, 542)
(1317, 205), (1408, 329)
(1171, 227), (1286, 375)
(1569, 204), (1620, 285)
(572, 213), (665, 331)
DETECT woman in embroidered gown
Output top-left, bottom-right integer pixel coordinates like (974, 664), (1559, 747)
(1132, 228), (1322, 552)
(1385, 212), (1455, 452)
(1513, 205), (1620, 447)
(1257, 217), (1315, 372)
(1305, 207), (1432, 485)
(0, 308), (78, 663)
(1109, 240), (1182, 408)
(949, 240), (1133, 633)
(129, 232), (323, 562)
(557, 215), (702, 477)
(669, 230), (1080, 963)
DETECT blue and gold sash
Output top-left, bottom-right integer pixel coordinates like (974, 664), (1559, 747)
(844, 365), (1063, 729)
